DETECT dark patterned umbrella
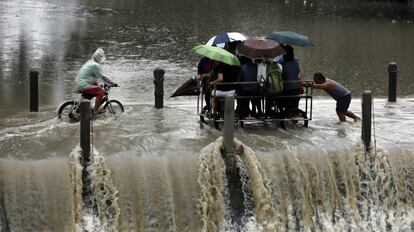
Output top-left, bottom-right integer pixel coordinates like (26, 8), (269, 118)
(239, 38), (286, 59)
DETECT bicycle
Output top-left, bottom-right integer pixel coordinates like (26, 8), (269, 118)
(57, 83), (124, 122)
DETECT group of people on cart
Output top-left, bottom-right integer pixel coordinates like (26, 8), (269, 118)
(193, 31), (360, 123)
(196, 41), (305, 120)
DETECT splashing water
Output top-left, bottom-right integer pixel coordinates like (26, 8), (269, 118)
(197, 137), (414, 232)
(69, 146), (120, 232)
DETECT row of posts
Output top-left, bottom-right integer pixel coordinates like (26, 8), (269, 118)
(77, 67), (235, 153)
(27, 67), (164, 111)
(78, 69), (167, 176)
(28, 62), (399, 111)
(361, 62), (397, 151)
(26, 63), (397, 154)
(209, 62), (397, 154)
(75, 69), (166, 206)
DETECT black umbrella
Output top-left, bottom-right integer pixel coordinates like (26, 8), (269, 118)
(169, 78), (200, 98)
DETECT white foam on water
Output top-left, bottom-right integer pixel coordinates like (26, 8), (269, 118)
(69, 146), (120, 231)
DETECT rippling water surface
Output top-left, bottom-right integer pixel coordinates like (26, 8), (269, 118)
(1, 0), (414, 118)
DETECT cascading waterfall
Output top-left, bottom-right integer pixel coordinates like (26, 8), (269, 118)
(198, 137), (228, 232)
(235, 138), (279, 231)
(0, 146), (120, 232)
(0, 134), (413, 231)
(0, 157), (75, 231)
(105, 152), (202, 232)
(256, 146), (414, 231)
(197, 137), (278, 231)
(197, 137), (414, 232)
(69, 146), (120, 232)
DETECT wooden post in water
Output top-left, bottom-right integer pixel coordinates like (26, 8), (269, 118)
(80, 100), (91, 161)
(79, 100), (95, 208)
(79, 100), (99, 211)
(154, 68), (165, 108)
(0, 202), (10, 232)
(362, 90), (372, 151)
(223, 96), (234, 154)
(222, 96), (245, 220)
(388, 62), (398, 102)
(29, 71), (39, 112)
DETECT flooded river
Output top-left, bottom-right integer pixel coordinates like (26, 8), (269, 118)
(0, 0), (414, 231)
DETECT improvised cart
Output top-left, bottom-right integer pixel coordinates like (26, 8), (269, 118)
(198, 80), (313, 129)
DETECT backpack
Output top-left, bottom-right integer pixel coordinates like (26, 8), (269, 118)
(262, 63), (283, 97)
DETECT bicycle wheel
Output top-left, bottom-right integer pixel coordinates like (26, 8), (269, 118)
(57, 101), (79, 122)
(104, 100), (124, 115)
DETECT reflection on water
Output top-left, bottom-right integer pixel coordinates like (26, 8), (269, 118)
(1, 0), (414, 117)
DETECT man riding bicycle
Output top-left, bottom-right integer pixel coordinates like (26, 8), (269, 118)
(75, 48), (117, 114)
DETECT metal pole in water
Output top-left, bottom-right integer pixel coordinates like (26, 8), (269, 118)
(29, 71), (39, 112)
(362, 90), (372, 151)
(223, 96), (234, 154)
(80, 100), (91, 161)
(154, 68), (165, 108)
(388, 62), (398, 102)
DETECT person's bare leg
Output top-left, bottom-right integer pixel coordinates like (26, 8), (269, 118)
(219, 101), (225, 116)
(93, 98), (103, 113)
(337, 111), (346, 122)
(211, 96), (216, 113)
(345, 111), (360, 122)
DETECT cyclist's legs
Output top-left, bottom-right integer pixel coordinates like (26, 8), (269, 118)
(79, 86), (105, 112)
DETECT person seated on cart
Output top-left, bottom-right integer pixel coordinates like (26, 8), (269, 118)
(196, 56), (215, 113)
(259, 59), (284, 117)
(75, 48), (117, 114)
(225, 41), (238, 55)
(238, 56), (262, 118)
(209, 61), (240, 118)
(276, 44), (304, 112)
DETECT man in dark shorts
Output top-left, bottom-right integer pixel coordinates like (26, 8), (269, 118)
(312, 72), (360, 122)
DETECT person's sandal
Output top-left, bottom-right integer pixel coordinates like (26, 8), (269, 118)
(93, 109), (106, 116)
(97, 109), (106, 114)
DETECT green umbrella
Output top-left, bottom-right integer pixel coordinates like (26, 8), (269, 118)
(192, 44), (240, 66)
(266, 31), (314, 47)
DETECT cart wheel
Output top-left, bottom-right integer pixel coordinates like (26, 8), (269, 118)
(214, 121), (220, 130)
(280, 121), (286, 130)
(297, 109), (308, 127)
(200, 115), (205, 123)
